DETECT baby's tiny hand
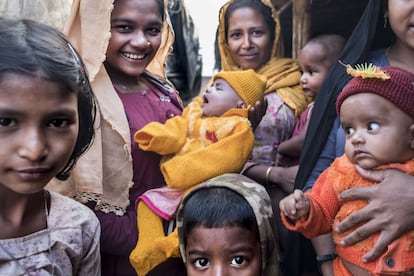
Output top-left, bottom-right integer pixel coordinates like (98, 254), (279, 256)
(279, 189), (309, 221)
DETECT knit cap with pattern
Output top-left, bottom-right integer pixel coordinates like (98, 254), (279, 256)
(336, 65), (414, 118)
(214, 69), (267, 107)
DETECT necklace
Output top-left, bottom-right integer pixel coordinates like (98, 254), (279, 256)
(0, 191), (54, 275)
(115, 76), (151, 94)
(116, 83), (149, 95)
(116, 78), (172, 102)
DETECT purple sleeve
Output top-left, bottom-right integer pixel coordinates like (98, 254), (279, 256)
(95, 203), (138, 255)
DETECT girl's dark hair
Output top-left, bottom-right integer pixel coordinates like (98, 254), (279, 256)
(182, 186), (258, 244)
(114, 0), (164, 20)
(157, 0), (165, 20)
(224, 0), (276, 44)
(0, 18), (96, 180)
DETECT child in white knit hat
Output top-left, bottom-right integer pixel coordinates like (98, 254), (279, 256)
(130, 69), (267, 275)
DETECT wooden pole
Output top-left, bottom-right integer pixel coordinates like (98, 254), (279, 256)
(271, 0), (289, 9)
(292, 0), (311, 58)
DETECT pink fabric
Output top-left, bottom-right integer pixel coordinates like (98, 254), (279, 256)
(138, 188), (184, 220)
(242, 92), (296, 171)
(291, 102), (313, 137)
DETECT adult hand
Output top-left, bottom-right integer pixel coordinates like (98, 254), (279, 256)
(336, 166), (414, 262)
(269, 165), (298, 194)
(248, 98), (267, 130)
(275, 152), (291, 167)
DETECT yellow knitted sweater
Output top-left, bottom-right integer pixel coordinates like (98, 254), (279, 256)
(135, 97), (254, 190)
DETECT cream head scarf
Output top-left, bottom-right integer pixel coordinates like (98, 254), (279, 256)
(218, 0), (310, 117)
(0, 0), (72, 30)
(46, 0), (175, 215)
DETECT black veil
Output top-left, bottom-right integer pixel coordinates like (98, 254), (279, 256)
(283, 1), (394, 274)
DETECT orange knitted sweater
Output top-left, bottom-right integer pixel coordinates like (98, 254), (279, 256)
(282, 155), (414, 275)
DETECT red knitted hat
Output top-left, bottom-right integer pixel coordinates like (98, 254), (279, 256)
(336, 65), (414, 118)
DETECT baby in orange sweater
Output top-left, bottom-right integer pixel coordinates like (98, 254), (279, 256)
(280, 65), (414, 275)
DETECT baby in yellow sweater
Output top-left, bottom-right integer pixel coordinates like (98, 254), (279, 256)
(130, 69), (266, 275)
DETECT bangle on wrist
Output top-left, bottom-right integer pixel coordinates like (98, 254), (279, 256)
(265, 166), (273, 186)
(316, 253), (337, 273)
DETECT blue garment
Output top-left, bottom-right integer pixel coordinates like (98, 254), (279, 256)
(303, 118), (343, 190)
(303, 49), (389, 190)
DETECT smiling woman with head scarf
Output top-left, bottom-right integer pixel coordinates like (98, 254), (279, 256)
(46, 0), (187, 275)
(218, 0), (310, 118)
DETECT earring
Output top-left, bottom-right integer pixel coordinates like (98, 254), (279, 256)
(147, 41), (151, 46)
(384, 11), (388, 29)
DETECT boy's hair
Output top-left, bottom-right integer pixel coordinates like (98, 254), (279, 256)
(0, 18), (96, 180)
(177, 173), (279, 274)
(115, 0), (164, 20)
(181, 186), (258, 244)
(306, 34), (346, 68)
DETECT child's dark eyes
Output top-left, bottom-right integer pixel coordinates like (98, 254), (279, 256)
(343, 122), (380, 135)
(190, 255), (249, 270)
(343, 126), (354, 135)
(215, 85), (223, 91)
(230, 256), (247, 266)
(112, 24), (161, 36)
(193, 258), (209, 268)
(48, 118), (72, 128)
(147, 27), (161, 35)
(0, 118), (15, 127)
(304, 68), (315, 75)
(0, 118), (72, 129)
(367, 122), (380, 131)
(112, 24), (133, 33)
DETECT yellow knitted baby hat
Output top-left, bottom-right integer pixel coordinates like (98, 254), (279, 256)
(214, 69), (267, 107)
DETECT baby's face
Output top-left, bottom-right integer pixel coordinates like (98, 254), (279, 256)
(185, 225), (261, 276)
(340, 93), (414, 169)
(202, 78), (243, 117)
(298, 43), (332, 99)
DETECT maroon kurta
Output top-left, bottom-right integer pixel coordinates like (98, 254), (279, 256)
(98, 74), (184, 276)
